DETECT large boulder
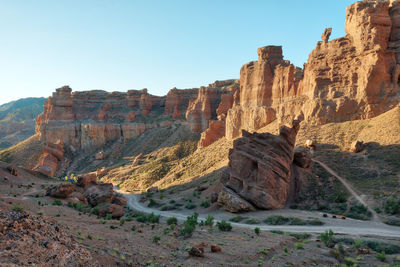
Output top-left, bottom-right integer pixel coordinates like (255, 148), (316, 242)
(217, 187), (255, 213)
(97, 203), (124, 218)
(84, 183), (114, 206)
(225, 116), (303, 210)
(350, 140), (365, 153)
(112, 196), (127, 206)
(76, 173), (97, 188)
(46, 183), (75, 198)
(293, 149), (312, 168)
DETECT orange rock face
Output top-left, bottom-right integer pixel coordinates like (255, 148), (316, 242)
(164, 88), (198, 118)
(224, 116), (303, 210)
(35, 86), (175, 150)
(186, 80), (239, 133)
(34, 141), (65, 177)
(225, 46), (302, 140)
(222, 1), (400, 142)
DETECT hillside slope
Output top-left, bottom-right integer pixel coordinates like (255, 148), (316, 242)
(0, 97), (46, 148)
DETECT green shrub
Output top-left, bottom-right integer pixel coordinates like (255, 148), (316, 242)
(376, 251), (386, 262)
(254, 227), (260, 235)
(217, 220), (232, 231)
(294, 242), (304, 249)
(204, 214), (214, 226)
(229, 215), (247, 222)
(263, 215), (289, 225)
(52, 199), (62, 206)
(288, 232), (311, 240)
(167, 217), (178, 226)
(320, 230), (335, 248)
(384, 198), (400, 215)
(185, 202), (196, 209)
(244, 218), (260, 224)
(152, 235), (161, 243)
(11, 205), (24, 212)
(119, 219), (125, 226)
(200, 200), (211, 208)
(179, 212), (198, 238)
(147, 212), (160, 223)
(105, 213), (113, 220)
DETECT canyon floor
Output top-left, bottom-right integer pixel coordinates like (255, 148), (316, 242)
(1, 160), (400, 266)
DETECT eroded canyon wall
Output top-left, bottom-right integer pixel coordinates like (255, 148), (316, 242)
(222, 0), (400, 141)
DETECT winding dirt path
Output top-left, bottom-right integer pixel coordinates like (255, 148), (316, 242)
(121, 192), (400, 238)
(312, 159), (380, 222)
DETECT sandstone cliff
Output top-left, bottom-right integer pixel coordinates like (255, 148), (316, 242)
(221, 1), (400, 142)
(220, 116), (303, 211)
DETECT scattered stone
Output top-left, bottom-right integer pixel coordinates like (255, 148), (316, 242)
(76, 173), (97, 188)
(293, 149), (312, 168)
(0, 210), (97, 266)
(196, 185), (208, 192)
(147, 186), (159, 193)
(112, 196), (127, 206)
(132, 153), (143, 167)
(210, 192), (218, 203)
(95, 151), (105, 160)
(6, 166), (18, 176)
(211, 245), (222, 253)
(84, 183), (114, 206)
(46, 183), (75, 198)
(217, 187), (256, 213)
(350, 140), (364, 153)
(188, 243), (208, 257)
(305, 140), (317, 150)
(97, 203), (124, 218)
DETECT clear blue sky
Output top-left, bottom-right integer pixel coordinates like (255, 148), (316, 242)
(0, 0), (353, 105)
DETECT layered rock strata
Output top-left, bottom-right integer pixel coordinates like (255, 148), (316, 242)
(220, 116), (302, 211)
(221, 1), (400, 141)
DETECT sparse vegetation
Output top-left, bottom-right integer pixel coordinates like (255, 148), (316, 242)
(263, 215), (324, 226)
(217, 220), (232, 231)
(11, 205), (24, 212)
(320, 230), (335, 248)
(52, 199), (62, 206)
(167, 216), (178, 226)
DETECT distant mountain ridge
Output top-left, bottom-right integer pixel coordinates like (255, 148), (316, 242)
(0, 97), (46, 148)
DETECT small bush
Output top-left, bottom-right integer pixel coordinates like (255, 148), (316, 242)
(167, 217), (178, 226)
(229, 215), (247, 222)
(376, 251), (386, 262)
(217, 220), (232, 231)
(185, 202), (196, 209)
(254, 227), (260, 235)
(11, 205), (24, 212)
(200, 200), (211, 208)
(288, 232), (311, 240)
(105, 213), (113, 220)
(179, 212), (198, 238)
(119, 219), (125, 226)
(320, 229), (335, 248)
(204, 214), (214, 226)
(52, 199), (62, 206)
(244, 218), (260, 224)
(152, 235), (161, 243)
(294, 242), (304, 249)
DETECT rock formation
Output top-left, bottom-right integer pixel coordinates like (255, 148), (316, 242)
(219, 1), (400, 143)
(34, 140), (65, 177)
(165, 88), (198, 118)
(187, 80), (239, 148)
(186, 80), (239, 133)
(220, 116), (303, 211)
(225, 46), (303, 140)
